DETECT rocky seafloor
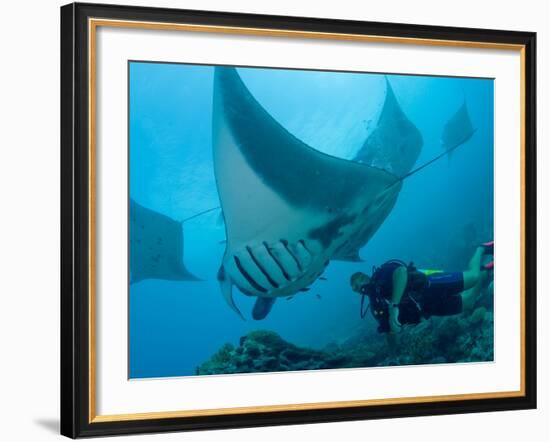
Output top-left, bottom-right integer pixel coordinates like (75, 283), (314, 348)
(196, 284), (494, 375)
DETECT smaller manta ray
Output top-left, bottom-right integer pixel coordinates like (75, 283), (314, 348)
(129, 199), (200, 284)
(334, 78), (423, 263)
(441, 98), (476, 158)
(354, 78), (424, 178)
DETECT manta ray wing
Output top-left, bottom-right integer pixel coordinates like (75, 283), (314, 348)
(212, 67), (401, 318)
(130, 199), (201, 283)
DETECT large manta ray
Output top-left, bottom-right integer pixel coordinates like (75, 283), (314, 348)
(130, 199), (200, 283)
(212, 67), (403, 319)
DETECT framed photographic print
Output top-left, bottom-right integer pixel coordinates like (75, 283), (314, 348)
(60, 2), (537, 438)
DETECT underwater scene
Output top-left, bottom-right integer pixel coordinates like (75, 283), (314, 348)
(129, 62), (494, 379)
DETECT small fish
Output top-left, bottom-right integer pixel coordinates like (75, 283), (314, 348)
(315, 294), (322, 300)
(319, 277), (327, 281)
(299, 287), (310, 292)
(286, 296), (294, 301)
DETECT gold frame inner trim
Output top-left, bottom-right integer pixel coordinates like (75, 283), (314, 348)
(88, 18), (527, 424)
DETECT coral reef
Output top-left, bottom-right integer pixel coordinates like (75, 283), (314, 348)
(377, 306), (494, 366)
(196, 330), (352, 375)
(196, 287), (494, 375)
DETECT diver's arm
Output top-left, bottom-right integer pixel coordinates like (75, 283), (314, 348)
(389, 266), (408, 332)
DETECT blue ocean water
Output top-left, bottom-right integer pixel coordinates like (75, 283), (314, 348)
(129, 62), (494, 378)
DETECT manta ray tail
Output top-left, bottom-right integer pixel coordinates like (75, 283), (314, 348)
(397, 126), (477, 184)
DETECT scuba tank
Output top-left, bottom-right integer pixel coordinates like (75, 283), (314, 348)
(360, 260), (428, 332)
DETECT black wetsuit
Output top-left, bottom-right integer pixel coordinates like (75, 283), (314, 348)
(363, 261), (465, 332)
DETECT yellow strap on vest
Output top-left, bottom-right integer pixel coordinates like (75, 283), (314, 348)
(418, 268), (443, 276)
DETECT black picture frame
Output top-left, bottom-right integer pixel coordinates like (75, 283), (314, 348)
(61, 2), (537, 438)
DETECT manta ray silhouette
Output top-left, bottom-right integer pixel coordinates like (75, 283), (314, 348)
(129, 199), (200, 284)
(336, 78), (424, 263)
(212, 67), (403, 320)
(354, 78), (423, 178)
(442, 98), (476, 158)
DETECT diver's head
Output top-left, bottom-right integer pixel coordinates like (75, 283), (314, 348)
(350, 272), (371, 293)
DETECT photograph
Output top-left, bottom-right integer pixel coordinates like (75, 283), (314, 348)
(129, 62), (495, 379)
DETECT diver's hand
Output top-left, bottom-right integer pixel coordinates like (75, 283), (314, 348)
(389, 307), (401, 334)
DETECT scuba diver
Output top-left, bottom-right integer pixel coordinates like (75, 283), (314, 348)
(350, 242), (494, 334)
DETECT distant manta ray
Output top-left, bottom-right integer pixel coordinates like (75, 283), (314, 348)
(336, 77), (424, 263)
(441, 97), (477, 158)
(212, 67), (403, 320)
(354, 77), (424, 178)
(129, 199), (201, 284)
